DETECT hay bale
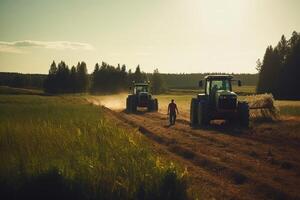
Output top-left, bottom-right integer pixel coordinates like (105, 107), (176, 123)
(245, 94), (280, 121)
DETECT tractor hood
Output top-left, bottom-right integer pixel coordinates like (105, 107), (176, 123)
(215, 90), (238, 110)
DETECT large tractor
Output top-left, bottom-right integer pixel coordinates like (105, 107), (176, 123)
(190, 75), (249, 127)
(126, 82), (158, 113)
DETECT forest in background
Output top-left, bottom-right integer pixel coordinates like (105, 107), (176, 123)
(256, 31), (300, 99)
(0, 70), (258, 93)
(161, 73), (258, 89)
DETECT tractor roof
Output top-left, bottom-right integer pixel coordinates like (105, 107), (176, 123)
(204, 75), (233, 80)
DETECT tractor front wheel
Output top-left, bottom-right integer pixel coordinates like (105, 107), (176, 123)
(131, 96), (137, 112)
(147, 99), (154, 112)
(197, 102), (210, 127)
(190, 98), (199, 127)
(153, 99), (158, 112)
(127, 95), (137, 113)
(238, 101), (249, 128)
(126, 97), (131, 112)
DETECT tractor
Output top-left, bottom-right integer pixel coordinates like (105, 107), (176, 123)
(190, 75), (249, 127)
(126, 82), (158, 112)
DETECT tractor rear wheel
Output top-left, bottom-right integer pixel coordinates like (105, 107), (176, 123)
(198, 101), (210, 126)
(126, 97), (131, 112)
(131, 96), (137, 112)
(238, 101), (249, 128)
(190, 98), (199, 127)
(127, 95), (137, 113)
(153, 99), (158, 112)
(147, 99), (153, 112)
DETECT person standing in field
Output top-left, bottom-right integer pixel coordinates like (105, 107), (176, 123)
(168, 99), (179, 125)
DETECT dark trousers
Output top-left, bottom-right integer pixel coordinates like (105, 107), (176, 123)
(169, 113), (176, 125)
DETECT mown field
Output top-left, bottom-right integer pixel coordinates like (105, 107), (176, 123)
(0, 94), (187, 200)
(90, 88), (300, 199)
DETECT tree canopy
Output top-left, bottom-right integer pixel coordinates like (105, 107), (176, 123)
(44, 61), (89, 93)
(257, 31), (300, 99)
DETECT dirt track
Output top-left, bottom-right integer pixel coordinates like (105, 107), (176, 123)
(87, 97), (300, 200)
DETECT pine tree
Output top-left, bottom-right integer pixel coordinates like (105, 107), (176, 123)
(257, 46), (274, 93)
(70, 66), (77, 93)
(49, 61), (57, 75)
(56, 61), (70, 93)
(255, 59), (262, 72)
(257, 31), (300, 99)
(77, 62), (89, 92)
(151, 68), (164, 94)
(134, 65), (146, 83)
(44, 61), (58, 93)
(284, 31), (300, 99)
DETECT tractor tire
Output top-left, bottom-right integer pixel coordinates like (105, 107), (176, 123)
(126, 97), (131, 112)
(197, 101), (210, 126)
(153, 99), (158, 112)
(238, 101), (249, 128)
(131, 96), (137, 112)
(126, 95), (135, 113)
(190, 98), (199, 127)
(147, 99), (153, 112)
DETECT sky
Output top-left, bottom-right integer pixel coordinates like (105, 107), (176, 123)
(0, 0), (299, 74)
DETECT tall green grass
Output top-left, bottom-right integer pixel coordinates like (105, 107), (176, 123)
(0, 95), (187, 200)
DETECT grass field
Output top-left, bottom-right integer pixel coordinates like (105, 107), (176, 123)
(0, 94), (187, 200)
(276, 101), (300, 116)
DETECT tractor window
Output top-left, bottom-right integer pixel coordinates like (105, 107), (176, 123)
(134, 85), (148, 94)
(206, 80), (211, 95)
(210, 79), (231, 93)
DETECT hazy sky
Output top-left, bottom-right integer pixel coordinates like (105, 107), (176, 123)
(0, 0), (299, 74)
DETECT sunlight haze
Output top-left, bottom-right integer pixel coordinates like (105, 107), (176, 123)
(0, 0), (299, 74)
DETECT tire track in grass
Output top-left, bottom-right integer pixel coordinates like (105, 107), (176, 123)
(102, 107), (297, 200)
(139, 111), (300, 199)
(143, 112), (300, 172)
(101, 106), (238, 200)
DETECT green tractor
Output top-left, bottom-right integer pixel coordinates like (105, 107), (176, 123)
(190, 75), (249, 127)
(126, 82), (158, 113)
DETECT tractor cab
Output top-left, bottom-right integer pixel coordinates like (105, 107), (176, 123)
(199, 75), (240, 110)
(133, 83), (149, 95)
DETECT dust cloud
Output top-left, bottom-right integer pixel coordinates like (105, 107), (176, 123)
(87, 93), (128, 110)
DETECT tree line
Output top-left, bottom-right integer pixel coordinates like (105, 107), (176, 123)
(43, 61), (165, 94)
(0, 70), (259, 93)
(44, 61), (89, 93)
(0, 72), (45, 89)
(257, 31), (300, 99)
(161, 73), (258, 89)
(91, 63), (148, 93)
